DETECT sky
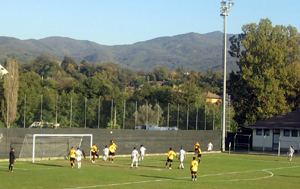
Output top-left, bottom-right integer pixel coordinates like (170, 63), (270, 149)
(1, 0), (299, 46)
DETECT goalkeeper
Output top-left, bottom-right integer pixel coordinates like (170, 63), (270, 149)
(90, 143), (99, 163)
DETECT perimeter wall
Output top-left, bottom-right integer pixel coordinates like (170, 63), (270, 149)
(0, 128), (221, 159)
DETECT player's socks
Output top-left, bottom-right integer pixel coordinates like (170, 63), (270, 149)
(136, 163), (138, 168)
(131, 163), (133, 168)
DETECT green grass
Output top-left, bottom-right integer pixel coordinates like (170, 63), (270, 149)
(0, 153), (299, 189)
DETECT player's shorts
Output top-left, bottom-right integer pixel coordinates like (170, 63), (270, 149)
(132, 157), (138, 162)
(180, 157), (185, 162)
(198, 154), (202, 157)
(77, 157), (82, 162)
(191, 171), (197, 174)
(10, 160), (14, 165)
(208, 147), (212, 151)
(92, 152), (96, 156)
(70, 157), (75, 161)
(140, 153), (145, 156)
(289, 154), (293, 157)
(167, 158), (173, 162)
(109, 152), (115, 156)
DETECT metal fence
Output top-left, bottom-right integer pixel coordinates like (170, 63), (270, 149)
(14, 95), (226, 130)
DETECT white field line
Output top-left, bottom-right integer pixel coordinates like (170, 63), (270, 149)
(0, 166), (28, 170)
(64, 166), (300, 189)
(212, 156), (300, 164)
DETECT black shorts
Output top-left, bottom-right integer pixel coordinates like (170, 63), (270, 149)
(167, 158), (173, 163)
(70, 157), (75, 161)
(10, 160), (14, 165)
(191, 171), (197, 174)
(109, 152), (115, 156)
(92, 152), (96, 156)
(198, 154), (202, 157)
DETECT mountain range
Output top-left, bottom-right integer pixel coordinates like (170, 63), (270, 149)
(0, 31), (239, 72)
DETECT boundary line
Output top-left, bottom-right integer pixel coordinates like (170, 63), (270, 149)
(65, 166), (300, 189)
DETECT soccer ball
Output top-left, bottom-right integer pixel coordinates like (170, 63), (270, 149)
(110, 131), (113, 134)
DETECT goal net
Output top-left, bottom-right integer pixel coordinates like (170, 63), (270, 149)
(19, 134), (93, 163)
(234, 134), (251, 153)
(278, 139), (299, 156)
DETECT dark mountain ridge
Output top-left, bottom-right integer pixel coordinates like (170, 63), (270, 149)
(0, 31), (238, 72)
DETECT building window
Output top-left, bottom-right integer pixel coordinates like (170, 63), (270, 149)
(284, 130), (290, 137)
(264, 129), (270, 136)
(256, 129), (262, 135)
(291, 130), (298, 137)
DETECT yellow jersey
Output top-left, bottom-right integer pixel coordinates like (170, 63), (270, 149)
(190, 160), (199, 172)
(194, 143), (200, 149)
(109, 143), (117, 153)
(167, 150), (177, 160)
(91, 145), (98, 153)
(69, 149), (76, 158)
(198, 148), (202, 154)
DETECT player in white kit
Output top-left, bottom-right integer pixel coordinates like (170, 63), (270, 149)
(103, 145), (109, 161)
(178, 146), (186, 169)
(131, 147), (139, 168)
(139, 145), (146, 161)
(76, 147), (83, 169)
(287, 146), (294, 162)
(207, 141), (213, 154)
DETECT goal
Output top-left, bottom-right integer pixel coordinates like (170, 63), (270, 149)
(234, 133), (251, 153)
(19, 134), (93, 163)
(278, 139), (299, 156)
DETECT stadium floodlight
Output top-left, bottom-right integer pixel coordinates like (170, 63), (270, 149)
(220, 0), (234, 152)
(19, 134), (93, 163)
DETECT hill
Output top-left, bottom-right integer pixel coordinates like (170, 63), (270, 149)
(0, 32), (238, 72)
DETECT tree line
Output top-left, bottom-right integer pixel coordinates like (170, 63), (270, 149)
(1, 18), (299, 132)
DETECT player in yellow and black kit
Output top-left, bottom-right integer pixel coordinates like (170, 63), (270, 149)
(194, 142), (200, 154)
(69, 147), (77, 168)
(108, 140), (118, 163)
(190, 157), (199, 181)
(197, 146), (202, 163)
(165, 148), (177, 169)
(90, 143), (99, 163)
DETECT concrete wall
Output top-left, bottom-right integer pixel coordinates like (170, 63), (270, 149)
(252, 128), (300, 151)
(0, 128), (221, 159)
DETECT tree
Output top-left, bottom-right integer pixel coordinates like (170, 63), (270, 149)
(61, 56), (78, 74)
(228, 18), (300, 127)
(1, 57), (19, 128)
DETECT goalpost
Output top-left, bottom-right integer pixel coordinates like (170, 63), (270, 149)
(19, 134), (93, 163)
(234, 133), (251, 153)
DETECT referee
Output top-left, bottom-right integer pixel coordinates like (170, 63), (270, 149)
(9, 148), (16, 172)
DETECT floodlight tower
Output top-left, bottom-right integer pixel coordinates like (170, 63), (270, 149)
(220, 0), (234, 152)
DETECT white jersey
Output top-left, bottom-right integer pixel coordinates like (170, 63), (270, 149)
(76, 150), (82, 161)
(289, 148), (294, 157)
(103, 148), (109, 156)
(179, 149), (186, 161)
(207, 143), (213, 151)
(132, 149), (139, 162)
(140, 146), (146, 155)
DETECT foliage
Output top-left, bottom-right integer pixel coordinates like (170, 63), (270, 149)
(228, 18), (300, 128)
(1, 57), (19, 128)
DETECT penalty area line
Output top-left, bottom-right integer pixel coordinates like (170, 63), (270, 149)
(65, 165), (300, 189)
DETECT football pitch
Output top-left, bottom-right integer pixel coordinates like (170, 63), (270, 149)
(0, 153), (299, 189)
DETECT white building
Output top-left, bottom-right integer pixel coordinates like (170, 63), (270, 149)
(244, 110), (300, 152)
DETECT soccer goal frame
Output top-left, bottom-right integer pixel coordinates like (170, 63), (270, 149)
(32, 134), (93, 163)
(234, 133), (252, 153)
